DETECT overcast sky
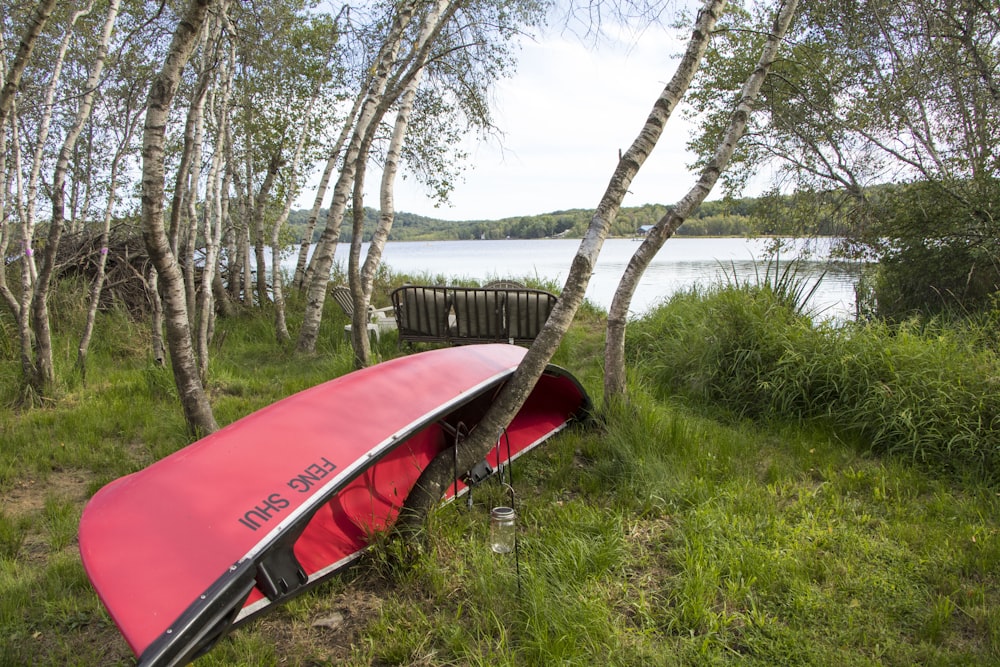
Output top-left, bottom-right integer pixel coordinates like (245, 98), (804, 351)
(361, 24), (712, 222)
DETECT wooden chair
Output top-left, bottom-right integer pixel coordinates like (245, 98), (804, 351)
(330, 285), (395, 343)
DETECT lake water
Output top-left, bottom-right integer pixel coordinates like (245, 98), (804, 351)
(290, 237), (863, 321)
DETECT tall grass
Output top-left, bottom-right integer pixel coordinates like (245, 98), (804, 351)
(629, 280), (1000, 481)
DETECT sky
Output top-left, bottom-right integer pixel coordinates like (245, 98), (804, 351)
(360, 24), (713, 222)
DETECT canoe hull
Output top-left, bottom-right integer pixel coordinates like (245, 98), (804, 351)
(79, 344), (590, 666)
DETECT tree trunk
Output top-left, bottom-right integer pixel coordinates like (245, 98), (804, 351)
(35, 1), (116, 394)
(272, 93), (316, 344)
(9, 4), (92, 394)
(347, 0), (454, 366)
(0, 0), (58, 128)
(78, 11), (138, 377)
(293, 93), (364, 290)
(398, 0), (732, 532)
(196, 7), (232, 380)
(181, 31), (212, 322)
(141, 0), (218, 435)
(148, 265), (167, 366)
(296, 0), (420, 354)
(212, 158), (236, 318)
(252, 153), (282, 307)
(604, 0), (798, 402)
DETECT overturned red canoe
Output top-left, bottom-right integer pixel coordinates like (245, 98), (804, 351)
(79, 344), (590, 666)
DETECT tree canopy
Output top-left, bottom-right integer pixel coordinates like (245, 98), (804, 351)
(688, 0), (1000, 317)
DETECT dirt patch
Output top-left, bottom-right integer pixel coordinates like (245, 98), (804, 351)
(247, 585), (386, 664)
(1, 470), (93, 519)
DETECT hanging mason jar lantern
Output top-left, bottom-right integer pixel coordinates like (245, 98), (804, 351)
(489, 506), (516, 554)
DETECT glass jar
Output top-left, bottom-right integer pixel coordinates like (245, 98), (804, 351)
(489, 506), (516, 554)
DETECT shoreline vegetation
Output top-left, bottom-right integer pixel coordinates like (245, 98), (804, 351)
(1, 269), (998, 665)
(292, 196), (848, 243)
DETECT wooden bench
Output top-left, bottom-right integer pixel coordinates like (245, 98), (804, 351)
(390, 285), (558, 346)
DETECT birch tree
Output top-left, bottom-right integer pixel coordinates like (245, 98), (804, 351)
(295, 0), (423, 354)
(604, 0), (798, 401)
(270, 91), (318, 343)
(345, 0), (458, 367)
(77, 46), (146, 379)
(0, 0), (58, 127)
(195, 8), (235, 379)
(5, 4), (90, 393)
(400, 0), (730, 529)
(690, 0), (1000, 316)
(301, 0), (537, 362)
(141, 0), (218, 435)
(0, 1), (123, 396)
(290, 91), (362, 290)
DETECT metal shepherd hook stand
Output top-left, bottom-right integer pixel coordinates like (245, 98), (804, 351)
(489, 429), (521, 594)
(450, 424), (522, 594)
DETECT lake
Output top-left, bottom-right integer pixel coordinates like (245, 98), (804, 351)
(289, 237), (863, 321)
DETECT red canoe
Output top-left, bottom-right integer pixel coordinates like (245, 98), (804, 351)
(79, 344), (590, 666)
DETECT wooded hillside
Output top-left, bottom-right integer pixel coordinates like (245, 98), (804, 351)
(288, 196), (782, 242)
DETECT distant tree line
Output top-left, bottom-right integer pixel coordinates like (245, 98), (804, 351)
(284, 195), (817, 243)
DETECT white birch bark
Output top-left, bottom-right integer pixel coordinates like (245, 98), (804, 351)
(147, 264), (166, 366)
(294, 92), (365, 290)
(346, 78), (418, 365)
(36, 1), (118, 391)
(604, 0), (798, 401)
(347, 0), (453, 366)
(295, 0), (421, 354)
(10, 5), (92, 389)
(181, 21), (213, 321)
(78, 1), (137, 377)
(211, 145), (235, 318)
(0, 48), (11, 318)
(0, 0), (58, 127)
(400, 0), (730, 529)
(251, 154), (282, 307)
(272, 93), (316, 343)
(77, 113), (137, 378)
(12, 124), (36, 381)
(141, 0), (218, 435)
(196, 7), (233, 379)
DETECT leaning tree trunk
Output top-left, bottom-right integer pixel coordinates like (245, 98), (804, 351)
(0, 0), (58, 127)
(398, 0), (731, 532)
(141, 0), (218, 435)
(0, 0), (57, 323)
(10, 4), (91, 394)
(347, 75), (422, 367)
(603, 0), (798, 402)
(347, 0), (452, 367)
(343, 0), (455, 367)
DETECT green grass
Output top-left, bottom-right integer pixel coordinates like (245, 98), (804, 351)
(628, 282), (1000, 482)
(1, 276), (999, 665)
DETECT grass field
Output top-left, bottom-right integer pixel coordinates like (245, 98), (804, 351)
(1, 279), (998, 666)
